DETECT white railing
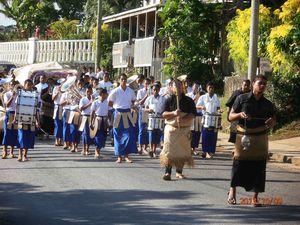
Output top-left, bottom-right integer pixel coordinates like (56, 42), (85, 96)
(0, 41), (29, 64)
(0, 38), (95, 65)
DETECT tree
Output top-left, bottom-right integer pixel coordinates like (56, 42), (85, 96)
(158, 0), (223, 84)
(49, 18), (83, 40)
(55, 0), (87, 20)
(0, 0), (58, 39)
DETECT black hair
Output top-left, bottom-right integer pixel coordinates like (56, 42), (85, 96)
(206, 82), (214, 88)
(145, 78), (151, 83)
(98, 88), (107, 95)
(253, 75), (268, 82)
(243, 79), (251, 85)
(119, 73), (127, 79)
(24, 79), (33, 85)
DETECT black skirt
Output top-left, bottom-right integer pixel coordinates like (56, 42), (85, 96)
(230, 159), (267, 193)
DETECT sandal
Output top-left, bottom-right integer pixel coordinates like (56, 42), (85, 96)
(1, 154), (7, 159)
(115, 158), (122, 163)
(163, 173), (171, 181)
(17, 155), (22, 162)
(124, 157), (132, 163)
(176, 173), (186, 179)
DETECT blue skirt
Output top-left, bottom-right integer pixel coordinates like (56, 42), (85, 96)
(70, 123), (81, 143)
(18, 129), (35, 149)
(113, 108), (138, 156)
(191, 131), (201, 148)
(63, 110), (71, 142)
(82, 120), (93, 145)
(2, 111), (18, 146)
(138, 109), (149, 145)
(94, 119), (107, 149)
(201, 128), (218, 153)
(149, 129), (162, 145)
(54, 108), (63, 138)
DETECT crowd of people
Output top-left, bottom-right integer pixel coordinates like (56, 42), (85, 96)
(0, 68), (276, 206)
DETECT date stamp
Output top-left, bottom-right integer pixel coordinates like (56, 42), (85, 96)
(240, 196), (283, 205)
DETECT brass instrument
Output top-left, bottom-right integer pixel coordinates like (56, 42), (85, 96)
(60, 76), (83, 106)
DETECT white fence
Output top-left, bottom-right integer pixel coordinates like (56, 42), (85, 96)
(0, 38), (95, 65)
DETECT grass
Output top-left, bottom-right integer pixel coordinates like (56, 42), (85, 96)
(219, 96), (300, 141)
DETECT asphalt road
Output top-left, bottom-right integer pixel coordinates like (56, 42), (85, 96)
(0, 138), (300, 225)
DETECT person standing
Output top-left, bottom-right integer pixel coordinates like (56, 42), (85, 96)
(79, 86), (94, 156)
(136, 78), (151, 154)
(52, 80), (64, 146)
(2, 81), (18, 159)
(226, 80), (251, 143)
(227, 75), (276, 206)
(14, 79), (40, 162)
(187, 82), (203, 155)
(144, 83), (166, 157)
(98, 72), (113, 94)
(197, 82), (221, 158)
(108, 74), (137, 163)
(90, 88), (109, 159)
(160, 79), (196, 180)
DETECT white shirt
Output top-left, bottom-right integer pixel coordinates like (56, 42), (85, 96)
(35, 83), (48, 93)
(108, 86), (136, 109)
(79, 96), (92, 115)
(186, 86), (193, 94)
(3, 91), (16, 112)
(136, 87), (150, 107)
(91, 99), (109, 116)
(186, 92), (197, 101)
(144, 95), (166, 115)
(197, 93), (220, 114)
(52, 86), (62, 105)
(98, 80), (113, 94)
(60, 92), (71, 110)
(96, 71), (104, 80)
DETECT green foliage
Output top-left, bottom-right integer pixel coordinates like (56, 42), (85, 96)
(158, 0), (223, 84)
(49, 18), (90, 40)
(226, 5), (274, 76)
(0, 0), (58, 39)
(55, 0), (87, 20)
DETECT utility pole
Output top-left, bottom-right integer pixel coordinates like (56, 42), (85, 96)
(95, 0), (102, 72)
(247, 0), (260, 81)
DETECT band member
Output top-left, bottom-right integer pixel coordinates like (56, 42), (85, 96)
(226, 80), (251, 143)
(14, 79), (40, 162)
(197, 82), (221, 158)
(91, 77), (99, 98)
(60, 89), (72, 150)
(187, 82), (203, 155)
(35, 74), (48, 94)
(52, 80), (64, 146)
(79, 86), (94, 156)
(227, 75), (276, 206)
(160, 79), (196, 180)
(91, 88), (109, 159)
(108, 74), (137, 163)
(98, 72), (113, 94)
(2, 81), (18, 159)
(136, 78), (151, 154)
(144, 83), (166, 157)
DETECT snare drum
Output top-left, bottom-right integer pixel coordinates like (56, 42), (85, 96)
(202, 113), (221, 129)
(147, 115), (164, 131)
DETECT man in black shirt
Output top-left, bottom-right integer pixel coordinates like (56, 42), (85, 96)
(160, 79), (196, 181)
(227, 75), (276, 206)
(226, 80), (250, 143)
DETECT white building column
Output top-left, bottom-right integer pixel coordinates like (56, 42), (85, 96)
(28, 37), (38, 64)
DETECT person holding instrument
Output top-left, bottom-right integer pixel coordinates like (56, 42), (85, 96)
(227, 75), (276, 206)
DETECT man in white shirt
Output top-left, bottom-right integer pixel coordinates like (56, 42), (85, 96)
(79, 86), (94, 156)
(197, 82), (221, 158)
(136, 78), (151, 154)
(144, 83), (166, 157)
(98, 72), (113, 94)
(52, 83), (63, 146)
(108, 74), (137, 163)
(35, 75), (48, 94)
(91, 88), (109, 159)
(2, 81), (18, 159)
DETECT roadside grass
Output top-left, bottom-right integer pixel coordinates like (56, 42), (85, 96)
(219, 96), (300, 141)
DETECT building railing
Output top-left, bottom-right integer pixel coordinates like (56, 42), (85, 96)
(0, 38), (95, 65)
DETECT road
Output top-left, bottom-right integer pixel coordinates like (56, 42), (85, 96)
(0, 139), (300, 225)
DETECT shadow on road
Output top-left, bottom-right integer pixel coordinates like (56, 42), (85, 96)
(0, 182), (300, 225)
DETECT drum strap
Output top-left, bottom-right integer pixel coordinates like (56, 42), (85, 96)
(78, 116), (89, 132)
(67, 111), (81, 125)
(53, 105), (63, 120)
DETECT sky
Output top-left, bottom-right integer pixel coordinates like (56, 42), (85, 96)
(0, 2), (16, 26)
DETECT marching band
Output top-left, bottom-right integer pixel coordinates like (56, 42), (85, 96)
(1, 72), (224, 164)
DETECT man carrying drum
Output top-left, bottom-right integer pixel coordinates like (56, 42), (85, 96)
(197, 82), (221, 159)
(144, 83), (166, 158)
